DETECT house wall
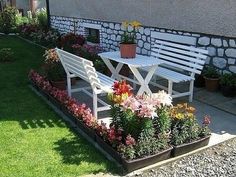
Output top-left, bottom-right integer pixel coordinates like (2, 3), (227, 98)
(49, 0), (236, 38)
(49, 0), (236, 74)
(16, 0), (29, 14)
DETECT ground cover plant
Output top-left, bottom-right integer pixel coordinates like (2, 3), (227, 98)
(0, 35), (117, 177)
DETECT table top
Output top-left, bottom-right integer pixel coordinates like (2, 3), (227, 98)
(98, 51), (164, 67)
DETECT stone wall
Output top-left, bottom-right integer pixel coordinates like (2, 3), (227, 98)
(50, 15), (236, 74)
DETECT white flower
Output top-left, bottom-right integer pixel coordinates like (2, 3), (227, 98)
(152, 90), (172, 107)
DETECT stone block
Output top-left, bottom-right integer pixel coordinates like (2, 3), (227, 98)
(207, 47), (216, 56)
(229, 39), (236, 47)
(144, 42), (151, 50)
(225, 48), (236, 57)
(229, 66), (236, 73)
(211, 38), (222, 47)
(213, 57), (227, 69)
(144, 28), (151, 35)
(198, 37), (210, 46)
(109, 23), (114, 29)
(138, 40), (144, 48)
(138, 27), (144, 34)
(141, 48), (148, 55)
(228, 58), (236, 65)
(217, 48), (224, 57)
(115, 24), (121, 30)
(111, 35), (116, 41)
(103, 23), (109, 28)
(142, 35), (147, 41)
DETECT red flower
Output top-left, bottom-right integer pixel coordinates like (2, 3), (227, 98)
(112, 80), (133, 96)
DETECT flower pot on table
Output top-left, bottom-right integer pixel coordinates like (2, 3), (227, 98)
(204, 77), (219, 92)
(120, 43), (136, 58)
(171, 135), (210, 157)
(122, 147), (173, 173)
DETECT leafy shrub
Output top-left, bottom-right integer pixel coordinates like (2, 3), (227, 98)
(60, 33), (85, 52)
(42, 49), (66, 81)
(0, 6), (17, 34)
(16, 12), (29, 26)
(220, 73), (236, 87)
(35, 8), (48, 30)
(72, 44), (106, 73)
(0, 48), (14, 62)
(203, 66), (220, 79)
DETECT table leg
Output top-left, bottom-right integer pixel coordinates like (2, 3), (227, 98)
(102, 58), (123, 80)
(129, 65), (158, 95)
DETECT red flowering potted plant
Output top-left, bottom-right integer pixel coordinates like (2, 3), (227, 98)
(120, 21), (141, 58)
(170, 103), (211, 157)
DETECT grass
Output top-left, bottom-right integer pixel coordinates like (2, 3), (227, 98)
(0, 35), (117, 177)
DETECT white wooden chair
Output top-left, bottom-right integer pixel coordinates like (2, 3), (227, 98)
(56, 48), (116, 118)
(144, 31), (209, 102)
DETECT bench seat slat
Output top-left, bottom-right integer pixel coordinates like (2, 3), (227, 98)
(155, 39), (208, 54)
(153, 44), (207, 60)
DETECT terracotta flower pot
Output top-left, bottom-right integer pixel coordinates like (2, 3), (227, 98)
(51, 80), (67, 90)
(204, 77), (219, 92)
(120, 43), (136, 58)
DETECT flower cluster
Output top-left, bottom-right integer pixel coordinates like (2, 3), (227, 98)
(44, 49), (59, 64)
(121, 20), (142, 44)
(170, 103), (196, 120)
(109, 80), (133, 104)
(121, 91), (172, 119)
(28, 70), (96, 128)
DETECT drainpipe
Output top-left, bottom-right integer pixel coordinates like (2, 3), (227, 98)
(45, 0), (50, 28)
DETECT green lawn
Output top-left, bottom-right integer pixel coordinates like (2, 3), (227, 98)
(0, 36), (117, 177)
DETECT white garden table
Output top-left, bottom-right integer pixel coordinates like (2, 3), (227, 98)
(98, 51), (164, 95)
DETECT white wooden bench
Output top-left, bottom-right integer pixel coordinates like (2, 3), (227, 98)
(144, 31), (209, 102)
(56, 48), (116, 118)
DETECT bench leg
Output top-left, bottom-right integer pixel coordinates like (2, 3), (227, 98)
(168, 81), (173, 96)
(67, 76), (71, 97)
(93, 92), (98, 119)
(189, 80), (194, 102)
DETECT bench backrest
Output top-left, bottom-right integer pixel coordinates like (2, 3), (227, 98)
(56, 48), (101, 90)
(151, 31), (209, 75)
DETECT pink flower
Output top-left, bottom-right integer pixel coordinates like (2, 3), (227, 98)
(203, 115), (211, 125)
(125, 134), (136, 146)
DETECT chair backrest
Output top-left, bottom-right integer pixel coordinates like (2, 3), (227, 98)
(151, 31), (209, 75)
(56, 48), (101, 90)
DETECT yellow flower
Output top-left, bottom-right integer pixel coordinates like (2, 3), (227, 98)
(122, 21), (129, 29)
(131, 21), (142, 29)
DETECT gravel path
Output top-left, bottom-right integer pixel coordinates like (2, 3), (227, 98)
(133, 138), (236, 177)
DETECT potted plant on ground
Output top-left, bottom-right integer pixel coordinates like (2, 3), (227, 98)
(203, 66), (220, 92)
(104, 81), (173, 172)
(120, 21), (141, 58)
(220, 73), (236, 97)
(43, 49), (67, 90)
(170, 103), (211, 157)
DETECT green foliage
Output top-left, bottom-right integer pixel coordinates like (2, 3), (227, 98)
(220, 73), (236, 87)
(0, 6), (17, 34)
(0, 48), (14, 62)
(171, 118), (201, 146)
(153, 107), (171, 135)
(43, 62), (66, 81)
(203, 66), (220, 79)
(35, 8), (48, 30)
(136, 127), (168, 157)
(16, 12), (29, 26)
(87, 34), (99, 43)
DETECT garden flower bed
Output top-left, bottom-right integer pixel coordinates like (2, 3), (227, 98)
(29, 70), (211, 173)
